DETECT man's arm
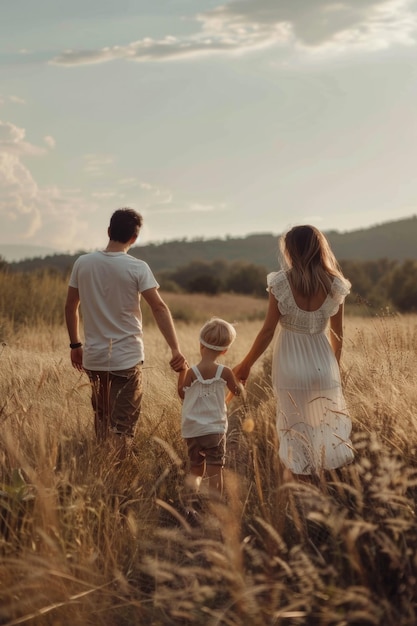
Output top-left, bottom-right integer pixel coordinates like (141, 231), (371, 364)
(65, 286), (83, 371)
(142, 287), (186, 372)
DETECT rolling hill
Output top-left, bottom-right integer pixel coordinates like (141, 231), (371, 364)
(4, 215), (417, 274)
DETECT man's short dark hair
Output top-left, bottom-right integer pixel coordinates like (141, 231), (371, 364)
(109, 208), (143, 243)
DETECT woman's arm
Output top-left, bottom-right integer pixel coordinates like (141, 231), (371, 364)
(233, 291), (280, 382)
(329, 303), (344, 365)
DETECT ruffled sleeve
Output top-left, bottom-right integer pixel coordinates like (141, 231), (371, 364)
(267, 270), (293, 315)
(330, 276), (351, 305)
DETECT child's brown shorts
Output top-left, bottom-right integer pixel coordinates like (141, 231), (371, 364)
(186, 433), (226, 467)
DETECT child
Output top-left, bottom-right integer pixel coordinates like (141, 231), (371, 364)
(178, 317), (243, 497)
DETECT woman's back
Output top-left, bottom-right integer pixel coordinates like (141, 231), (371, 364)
(287, 280), (328, 312)
(267, 271), (348, 335)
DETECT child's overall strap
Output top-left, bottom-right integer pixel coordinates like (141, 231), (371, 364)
(191, 365), (205, 382)
(192, 365), (224, 381)
(215, 364), (224, 379)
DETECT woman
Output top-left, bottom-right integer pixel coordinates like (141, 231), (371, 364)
(234, 225), (354, 476)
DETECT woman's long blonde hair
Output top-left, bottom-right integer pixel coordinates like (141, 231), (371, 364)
(280, 225), (345, 297)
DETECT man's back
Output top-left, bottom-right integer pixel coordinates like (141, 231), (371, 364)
(65, 207), (185, 444)
(69, 251), (158, 370)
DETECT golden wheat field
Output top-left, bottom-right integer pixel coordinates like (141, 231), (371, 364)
(1, 292), (417, 626)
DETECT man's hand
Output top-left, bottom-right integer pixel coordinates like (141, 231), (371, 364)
(170, 350), (187, 372)
(70, 347), (84, 371)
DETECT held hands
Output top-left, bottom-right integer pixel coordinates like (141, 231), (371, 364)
(169, 349), (187, 372)
(233, 362), (252, 386)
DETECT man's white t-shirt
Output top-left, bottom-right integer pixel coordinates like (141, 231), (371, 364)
(69, 251), (159, 371)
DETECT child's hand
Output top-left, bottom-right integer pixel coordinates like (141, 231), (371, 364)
(226, 390), (234, 405)
(177, 363), (189, 400)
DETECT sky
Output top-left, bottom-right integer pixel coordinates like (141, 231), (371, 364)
(1, 0), (417, 254)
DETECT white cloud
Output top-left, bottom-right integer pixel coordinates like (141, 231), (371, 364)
(0, 121), (25, 144)
(118, 177), (139, 186)
(112, 177), (227, 221)
(300, 214), (324, 225)
(83, 153), (115, 176)
(0, 124), (223, 251)
(115, 177), (174, 204)
(44, 135), (56, 149)
(91, 191), (117, 199)
(0, 95), (26, 106)
(9, 95), (26, 105)
(50, 25), (286, 67)
(144, 182), (173, 204)
(50, 0), (417, 66)
(0, 152), (96, 249)
(188, 202), (226, 213)
(143, 199), (228, 217)
(302, 0), (417, 55)
(139, 181), (154, 191)
(0, 119), (99, 250)
(0, 120), (46, 156)
(0, 153), (40, 235)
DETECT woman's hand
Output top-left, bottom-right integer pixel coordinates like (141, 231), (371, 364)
(233, 362), (252, 386)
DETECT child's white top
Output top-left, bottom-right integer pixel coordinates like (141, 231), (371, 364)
(181, 364), (227, 438)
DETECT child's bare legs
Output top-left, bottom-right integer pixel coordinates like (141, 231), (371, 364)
(205, 464), (224, 496)
(187, 464), (204, 492)
(200, 434), (225, 498)
(184, 435), (225, 512)
(187, 463), (223, 496)
(183, 464), (222, 521)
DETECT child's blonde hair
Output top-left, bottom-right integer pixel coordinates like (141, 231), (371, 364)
(199, 318), (236, 351)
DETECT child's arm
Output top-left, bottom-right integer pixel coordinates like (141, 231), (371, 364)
(177, 364), (192, 400)
(222, 366), (244, 404)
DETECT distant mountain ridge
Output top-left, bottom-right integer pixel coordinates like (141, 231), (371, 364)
(124, 215), (417, 271)
(0, 244), (57, 263)
(5, 215), (417, 274)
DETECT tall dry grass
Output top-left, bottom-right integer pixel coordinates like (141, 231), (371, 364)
(1, 303), (417, 625)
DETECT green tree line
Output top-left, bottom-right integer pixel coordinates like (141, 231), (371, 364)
(1, 256), (417, 336)
(160, 257), (417, 313)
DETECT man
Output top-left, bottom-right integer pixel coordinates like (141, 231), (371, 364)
(65, 208), (186, 446)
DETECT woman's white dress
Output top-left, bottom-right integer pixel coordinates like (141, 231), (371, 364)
(268, 270), (354, 475)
